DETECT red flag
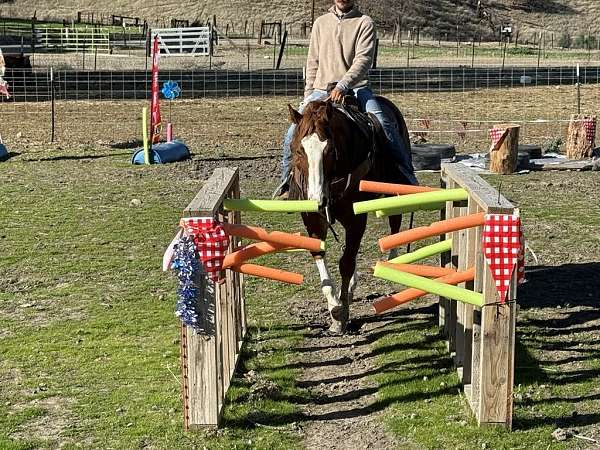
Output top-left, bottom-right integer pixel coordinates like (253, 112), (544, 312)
(150, 35), (161, 144)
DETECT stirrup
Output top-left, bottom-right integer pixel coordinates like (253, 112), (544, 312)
(272, 173), (292, 199)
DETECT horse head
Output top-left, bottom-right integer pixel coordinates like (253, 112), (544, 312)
(288, 101), (367, 208)
(288, 100), (341, 208)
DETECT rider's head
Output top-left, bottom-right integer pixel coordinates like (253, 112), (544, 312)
(334, 0), (355, 14)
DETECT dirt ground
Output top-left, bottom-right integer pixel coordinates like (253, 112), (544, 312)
(1, 92), (599, 448)
(1, 84), (599, 160)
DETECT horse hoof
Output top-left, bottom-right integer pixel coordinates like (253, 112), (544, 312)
(328, 321), (346, 335)
(330, 305), (349, 322)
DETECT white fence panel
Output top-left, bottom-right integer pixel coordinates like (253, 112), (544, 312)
(152, 27), (211, 57)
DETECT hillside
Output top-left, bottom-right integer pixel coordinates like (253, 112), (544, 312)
(1, 0), (598, 41)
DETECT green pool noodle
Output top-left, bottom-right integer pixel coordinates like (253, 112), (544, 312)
(375, 201), (446, 218)
(374, 263), (484, 307)
(389, 239), (453, 264)
(353, 188), (468, 215)
(224, 198), (319, 213)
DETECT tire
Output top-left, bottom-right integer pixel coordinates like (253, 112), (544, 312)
(518, 144), (542, 159)
(411, 144), (456, 170)
(517, 151), (531, 170)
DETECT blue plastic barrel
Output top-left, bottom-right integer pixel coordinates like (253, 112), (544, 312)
(0, 143), (8, 160)
(131, 140), (190, 165)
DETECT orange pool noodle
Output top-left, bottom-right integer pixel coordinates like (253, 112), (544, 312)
(222, 223), (325, 252)
(223, 241), (289, 269)
(373, 267), (476, 314)
(231, 263), (303, 285)
(378, 262), (456, 278)
(379, 212), (485, 251)
(359, 180), (440, 195)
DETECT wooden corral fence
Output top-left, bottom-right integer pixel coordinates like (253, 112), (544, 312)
(33, 26), (110, 52)
(180, 167), (246, 428)
(440, 162), (517, 428)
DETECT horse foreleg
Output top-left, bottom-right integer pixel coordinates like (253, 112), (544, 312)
(314, 256), (342, 318)
(337, 213), (368, 332)
(387, 213), (403, 260)
(301, 212), (343, 327)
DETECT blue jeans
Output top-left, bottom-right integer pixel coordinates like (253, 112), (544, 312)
(281, 87), (417, 185)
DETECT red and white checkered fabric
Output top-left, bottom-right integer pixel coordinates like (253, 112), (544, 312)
(583, 117), (597, 147)
(482, 214), (525, 304)
(180, 217), (229, 282)
(0, 80), (10, 99)
(489, 127), (506, 148)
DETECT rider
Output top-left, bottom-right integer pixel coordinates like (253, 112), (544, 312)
(275, 0), (417, 198)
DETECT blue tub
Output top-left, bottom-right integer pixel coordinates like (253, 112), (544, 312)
(131, 140), (190, 165)
(0, 143), (8, 160)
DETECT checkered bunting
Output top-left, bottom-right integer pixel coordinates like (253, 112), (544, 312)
(180, 217), (229, 282)
(489, 127), (506, 148)
(0, 80), (10, 99)
(482, 214), (525, 304)
(583, 117), (597, 147)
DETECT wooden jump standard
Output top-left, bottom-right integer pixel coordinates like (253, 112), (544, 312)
(440, 163), (517, 429)
(180, 167), (246, 429)
(359, 165), (517, 429)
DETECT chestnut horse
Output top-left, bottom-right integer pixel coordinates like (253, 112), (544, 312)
(287, 98), (415, 333)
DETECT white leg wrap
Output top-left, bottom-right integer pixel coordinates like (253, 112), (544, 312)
(315, 258), (341, 312)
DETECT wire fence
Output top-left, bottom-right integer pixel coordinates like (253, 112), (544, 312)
(1, 66), (599, 101)
(1, 78), (597, 160)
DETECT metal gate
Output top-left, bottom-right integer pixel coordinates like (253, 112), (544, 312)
(152, 27), (211, 57)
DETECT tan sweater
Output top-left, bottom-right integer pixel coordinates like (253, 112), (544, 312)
(305, 7), (376, 97)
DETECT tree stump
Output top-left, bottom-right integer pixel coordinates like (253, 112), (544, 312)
(489, 124), (520, 174)
(566, 114), (596, 159)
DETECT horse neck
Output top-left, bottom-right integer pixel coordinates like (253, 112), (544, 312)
(330, 110), (370, 175)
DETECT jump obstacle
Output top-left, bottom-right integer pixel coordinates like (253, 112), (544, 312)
(170, 167), (324, 428)
(169, 163), (518, 429)
(357, 164), (519, 429)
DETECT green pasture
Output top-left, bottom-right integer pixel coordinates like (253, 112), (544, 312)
(0, 142), (598, 449)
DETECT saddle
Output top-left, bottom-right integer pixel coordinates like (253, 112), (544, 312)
(327, 87), (388, 199)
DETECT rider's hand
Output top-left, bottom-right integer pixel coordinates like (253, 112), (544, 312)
(329, 87), (345, 104)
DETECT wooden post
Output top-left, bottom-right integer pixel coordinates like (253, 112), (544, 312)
(566, 114), (596, 159)
(489, 124), (520, 174)
(181, 167), (245, 429)
(442, 163), (516, 429)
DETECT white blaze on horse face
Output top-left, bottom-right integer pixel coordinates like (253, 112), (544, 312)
(315, 257), (341, 312)
(301, 133), (327, 205)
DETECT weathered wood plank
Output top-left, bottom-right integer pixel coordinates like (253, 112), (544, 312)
(442, 163), (513, 212)
(461, 197), (478, 388)
(181, 167), (245, 429)
(442, 163), (516, 428)
(454, 206), (468, 372)
(445, 179), (458, 353)
(185, 264), (220, 428)
(185, 167), (239, 217)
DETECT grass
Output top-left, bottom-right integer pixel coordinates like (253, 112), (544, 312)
(370, 172), (600, 449)
(1, 99), (599, 448)
(0, 153), (307, 448)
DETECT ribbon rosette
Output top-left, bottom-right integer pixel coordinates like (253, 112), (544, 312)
(482, 214), (525, 304)
(161, 80), (181, 100)
(180, 218), (229, 282)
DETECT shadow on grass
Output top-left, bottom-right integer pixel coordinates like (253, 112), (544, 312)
(513, 263), (600, 431)
(36, 151), (131, 162)
(0, 151), (21, 161)
(221, 303), (450, 428)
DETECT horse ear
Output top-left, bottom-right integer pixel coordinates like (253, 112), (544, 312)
(288, 104), (302, 125)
